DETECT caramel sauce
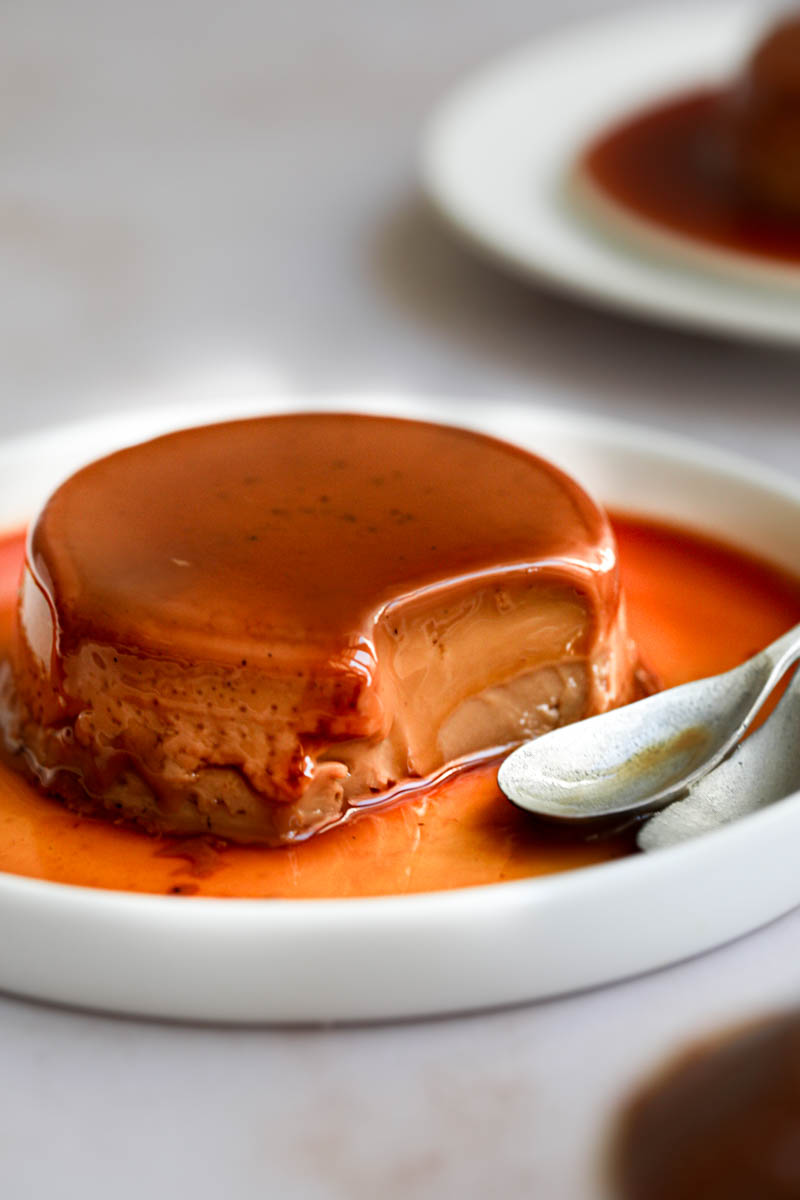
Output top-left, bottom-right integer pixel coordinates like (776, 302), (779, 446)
(581, 88), (800, 265)
(0, 515), (798, 898)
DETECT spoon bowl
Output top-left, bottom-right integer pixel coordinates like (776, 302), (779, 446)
(498, 622), (800, 823)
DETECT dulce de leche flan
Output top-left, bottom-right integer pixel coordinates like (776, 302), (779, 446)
(0, 414), (639, 843)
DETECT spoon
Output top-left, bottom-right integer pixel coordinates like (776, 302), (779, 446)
(639, 664), (800, 851)
(497, 622), (800, 824)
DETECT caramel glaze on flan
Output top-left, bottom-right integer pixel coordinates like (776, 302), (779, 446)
(0, 414), (640, 844)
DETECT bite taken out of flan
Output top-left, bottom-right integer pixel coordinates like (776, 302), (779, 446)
(0, 413), (640, 844)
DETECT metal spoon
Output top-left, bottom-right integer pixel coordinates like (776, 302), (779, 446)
(639, 665), (800, 851)
(497, 622), (800, 824)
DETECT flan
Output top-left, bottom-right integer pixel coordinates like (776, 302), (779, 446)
(726, 15), (800, 219)
(0, 413), (638, 843)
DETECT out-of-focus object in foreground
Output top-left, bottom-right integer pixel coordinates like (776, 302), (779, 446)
(614, 1010), (800, 1199)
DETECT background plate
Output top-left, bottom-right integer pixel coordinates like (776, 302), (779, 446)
(1, 396), (800, 1023)
(420, 1), (800, 345)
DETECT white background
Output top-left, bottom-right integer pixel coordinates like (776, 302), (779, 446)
(2, 1), (799, 1196)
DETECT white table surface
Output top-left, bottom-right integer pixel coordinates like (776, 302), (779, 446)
(2, 1), (799, 1196)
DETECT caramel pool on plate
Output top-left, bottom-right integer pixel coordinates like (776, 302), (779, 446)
(1, 510), (799, 899)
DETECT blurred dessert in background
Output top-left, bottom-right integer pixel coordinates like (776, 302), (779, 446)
(0, 413), (639, 845)
(576, 12), (800, 266)
(727, 14), (800, 218)
(615, 1010), (800, 1199)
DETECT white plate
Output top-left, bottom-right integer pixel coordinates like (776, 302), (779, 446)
(2, 396), (800, 1024)
(420, 1), (800, 345)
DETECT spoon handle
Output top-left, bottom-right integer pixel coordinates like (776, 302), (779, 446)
(640, 658), (800, 851)
(760, 621), (800, 677)
(704, 622), (800, 792)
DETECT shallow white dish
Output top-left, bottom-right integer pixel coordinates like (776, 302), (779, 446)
(1, 396), (800, 1024)
(421, 1), (800, 345)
